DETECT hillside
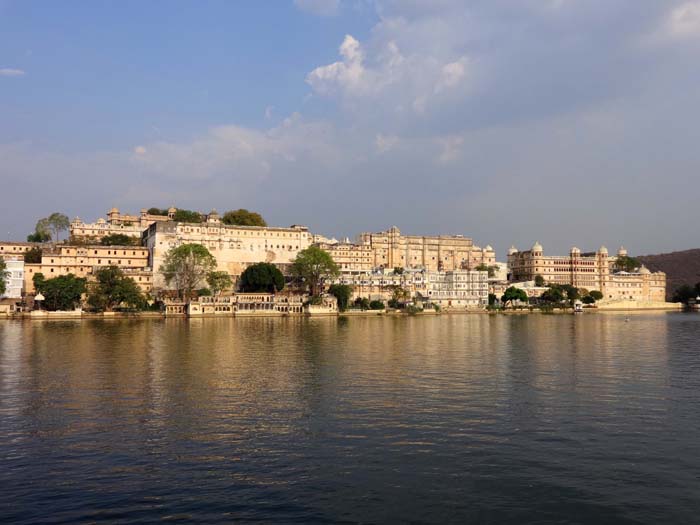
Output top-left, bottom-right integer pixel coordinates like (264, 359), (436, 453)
(638, 249), (700, 300)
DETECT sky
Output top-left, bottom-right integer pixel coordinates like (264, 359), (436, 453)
(1, 0), (699, 257)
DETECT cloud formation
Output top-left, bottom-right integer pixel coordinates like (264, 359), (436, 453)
(3, 1), (700, 256)
(0, 68), (25, 77)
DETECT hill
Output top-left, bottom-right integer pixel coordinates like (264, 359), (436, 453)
(638, 249), (700, 300)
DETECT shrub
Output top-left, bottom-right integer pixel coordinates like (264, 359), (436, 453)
(369, 300), (385, 310)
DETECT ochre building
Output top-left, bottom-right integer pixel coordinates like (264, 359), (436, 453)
(356, 226), (496, 272)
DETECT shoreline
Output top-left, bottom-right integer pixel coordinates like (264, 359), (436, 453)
(0, 304), (685, 321)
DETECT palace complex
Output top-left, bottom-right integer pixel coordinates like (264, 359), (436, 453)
(508, 242), (666, 303)
(1, 206), (672, 310)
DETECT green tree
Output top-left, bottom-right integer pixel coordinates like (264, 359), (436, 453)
(292, 246), (339, 296)
(239, 262), (285, 293)
(589, 290), (604, 301)
(33, 273), (86, 311)
(222, 209), (267, 227)
(47, 212), (70, 242)
(159, 243), (217, 300)
(206, 271), (233, 295)
(24, 247), (42, 264)
(172, 209), (203, 223)
(561, 284), (580, 304)
(475, 263), (498, 278)
(27, 218), (52, 242)
(672, 283), (700, 304)
(0, 260), (8, 296)
(87, 266), (146, 312)
(328, 284), (353, 312)
(501, 286), (528, 307)
(582, 295), (596, 304)
(369, 300), (385, 310)
(615, 255), (641, 273)
(147, 207), (169, 216)
(100, 233), (136, 246)
(534, 274), (546, 287)
(488, 293), (498, 306)
(390, 285), (410, 305)
(354, 297), (370, 310)
(393, 266), (404, 275)
(541, 285), (564, 304)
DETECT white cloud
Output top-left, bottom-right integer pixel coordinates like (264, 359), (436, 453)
(436, 135), (463, 164)
(665, 1), (700, 38)
(375, 134), (399, 153)
(434, 57), (467, 93)
(0, 68), (25, 77)
(293, 0), (340, 17)
(306, 35), (369, 96)
(264, 105), (275, 119)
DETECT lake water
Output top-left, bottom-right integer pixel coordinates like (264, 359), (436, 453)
(1, 313), (699, 524)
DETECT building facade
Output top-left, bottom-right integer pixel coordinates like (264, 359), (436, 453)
(357, 226), (495, 272)
(426, 270), (489, 308)
(23, 244), (152, 294)
(1, 257), (25, 299)
(316, 241), (374, 273)
(143, 212), (313, 288)
(507, 242), (666, 302)
(69, 207), (175, 242)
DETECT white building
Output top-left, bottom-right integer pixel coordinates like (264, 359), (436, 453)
(1, 258), (25, 299)
(426, 270), (489, 309)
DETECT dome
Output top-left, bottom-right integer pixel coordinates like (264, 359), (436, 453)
(485, 245), (493, 251)
(508, 245), (518, 255)
(570, 246), (581, 254)
(599, 245), (608, 254)
(168, 206), (177, 213)
(532, 241), (543, 252)
(639, 265), (650, 274)
(97, 218), (106, 224)
(209, 209), (219, 216)
(618, 246), (627, 256)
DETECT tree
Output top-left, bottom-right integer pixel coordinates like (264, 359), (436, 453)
(561, 284), (580, 304)
(87, 266), (146, 312)
(501, 286), (528, 307)
(328, 284), (353, 312)
(222, 209), (267, 227)
(369, 300), (385, 310)
(291, 246), (339, 296)
(147, 207), (169, 216)
(672, 283), (700, 304)
(172, 209), (203, 223)
(24, 247), (42, 264)
(488, 293), (498, 306)
(27, 218), (52, 243)
(582, 295), (596, 305)
(100, 233), (136, 246)
(33, 273), (86, 311)
(159, 243), (217, 300)
(47, 212), (70, 242)
(393, 266), (404, 275)
(0, 260), (7, 296)
(541, 285), (564, 304)
(239, 262), (284, 293)
(615, 255), (641, 273)
(589, 290), (604, 301)
(390, 285), (410, 305)
(534, 274), (546, 287)
(206, 271), (233, 296)
(354, 297), (370, 310)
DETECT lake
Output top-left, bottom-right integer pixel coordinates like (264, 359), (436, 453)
(1, 313), (699, 523)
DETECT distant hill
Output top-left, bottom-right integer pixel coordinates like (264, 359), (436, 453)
(638, 249), (700, 300)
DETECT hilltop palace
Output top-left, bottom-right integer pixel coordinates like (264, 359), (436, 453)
(1, 207), (671, 312)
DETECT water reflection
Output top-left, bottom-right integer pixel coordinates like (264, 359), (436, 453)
(0, 313), (699, 523)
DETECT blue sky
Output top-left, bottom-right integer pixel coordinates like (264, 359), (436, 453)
(2, 0), (700, 256)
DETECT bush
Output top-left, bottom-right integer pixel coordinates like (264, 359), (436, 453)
(328, 284), (353, 312)
(369, 300), (385, 310)
(240, 262), (284, 293)
(24, 247), (42, 264)
(100, 233), (136, 246)
(353, 297), (370, 310)
(406, 305), (423, 314)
